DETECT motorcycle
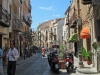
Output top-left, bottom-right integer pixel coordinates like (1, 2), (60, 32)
(64, 55), (74, 73)
(48, 51), (59, 73)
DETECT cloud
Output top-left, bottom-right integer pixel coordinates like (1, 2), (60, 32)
(39, 6), (55, 11)
(52, 14), (61, 17)
(45, 20), (48, 21)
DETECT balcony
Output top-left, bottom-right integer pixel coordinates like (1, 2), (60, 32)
(49, 40), (53, 43)
(65, 17), (69, 25)
(23, 16), (31, 27)
(0, 6), (10, 27)
(27, 17), (31, 27)
(81, 0), (92, 5)
(53, 31), (56, 35)
(28, 3), (31, 13)
(12, 19), (23, 32)
(14, 0), (22, 7)
(69, 12), (77, 28)
(49, 30), (53, 35)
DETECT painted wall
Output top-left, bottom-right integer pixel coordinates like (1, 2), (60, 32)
(57, 18), (64, 45)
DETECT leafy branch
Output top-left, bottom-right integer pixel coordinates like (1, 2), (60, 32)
(23, 29), (33, 46)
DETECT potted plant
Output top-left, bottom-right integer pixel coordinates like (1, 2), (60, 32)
(85, 51), (91, 65)
(81, 47), (87, 61)
(2, 45), (9, 65)
(58, 44), (65, 69)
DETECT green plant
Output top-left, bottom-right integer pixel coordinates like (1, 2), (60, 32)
(81, 47), (87, 57)
(3, 45), (8, 53)
(60, 44), (64, 53)
(58, 52), (63, 60)
(92, 42), (100, 55)
(92, 42), (99, 50)
(59, 44), (65, 59)
(23, 30), (33, 47)
(85, 51), (91, 60)
(69, 33), (78, 42)
(2, 45), (8, 61)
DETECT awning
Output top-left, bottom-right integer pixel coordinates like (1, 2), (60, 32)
(69, 33), (78, 42)
(80, 27), (90, 39)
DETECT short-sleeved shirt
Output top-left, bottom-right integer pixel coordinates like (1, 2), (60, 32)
(0, 49), (3, 66)
(42, 48), (45, 52)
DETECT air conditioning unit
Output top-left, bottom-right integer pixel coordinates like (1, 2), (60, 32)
(81, 0), (92, 5)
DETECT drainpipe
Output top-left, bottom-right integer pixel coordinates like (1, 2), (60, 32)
(89, 15), (94, 67)
(77, 0), (84, 68)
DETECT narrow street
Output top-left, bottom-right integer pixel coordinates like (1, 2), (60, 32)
(3, 52), (97, 75)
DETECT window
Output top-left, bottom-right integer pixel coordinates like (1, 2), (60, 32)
(14, 13), (16, 19)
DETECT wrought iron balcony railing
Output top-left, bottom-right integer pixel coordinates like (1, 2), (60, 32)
(0, 6), (10, 27)
(23, 16), (31, 27)
(28, 3), (31, 13)
(12, 19), (23, 32)
(69, 12), (77, 28)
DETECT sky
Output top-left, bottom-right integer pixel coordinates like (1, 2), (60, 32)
(30, 0), (71, 30)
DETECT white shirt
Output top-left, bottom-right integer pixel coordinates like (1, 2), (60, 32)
(7, 48), (19, 61)
(26, 47), (28, 49)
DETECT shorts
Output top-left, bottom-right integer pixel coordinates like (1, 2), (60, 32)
(0, 66), (4, 75)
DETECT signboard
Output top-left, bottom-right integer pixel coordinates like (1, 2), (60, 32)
(92, 0), (100, 5)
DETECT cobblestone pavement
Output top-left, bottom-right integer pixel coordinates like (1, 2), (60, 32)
(3, 52), (100, 75)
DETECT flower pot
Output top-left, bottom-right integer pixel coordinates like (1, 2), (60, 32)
(82, 57), (86, 61)
(59, 60), (65, 69)
(87, 60), (91, 65)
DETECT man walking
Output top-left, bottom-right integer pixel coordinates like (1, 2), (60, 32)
(7, 42), (19, 75)
(26, 45), (28, 57)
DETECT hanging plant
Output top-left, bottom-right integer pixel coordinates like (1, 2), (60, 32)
(69, 33), (78, 42)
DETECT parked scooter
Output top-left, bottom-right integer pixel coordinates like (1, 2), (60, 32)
(48, 50), (59, 73)
(64, 54), (74, 73)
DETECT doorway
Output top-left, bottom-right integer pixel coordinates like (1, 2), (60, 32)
(74, 42), (78, 57)
(0, 34), (2, 49)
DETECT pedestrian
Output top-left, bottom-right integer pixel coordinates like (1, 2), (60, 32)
(42, 47), (45, 53)
(0, 48), (6, 75)
(38, 46), (42, 52)
(7, 42), (19, 75)
(26, 45), (28, 57)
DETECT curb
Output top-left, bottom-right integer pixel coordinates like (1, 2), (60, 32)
(76, 68), (98, 74)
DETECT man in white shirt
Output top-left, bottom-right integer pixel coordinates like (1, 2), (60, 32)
(7, 42), (19, 75)
(26, 46), (28, 57)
